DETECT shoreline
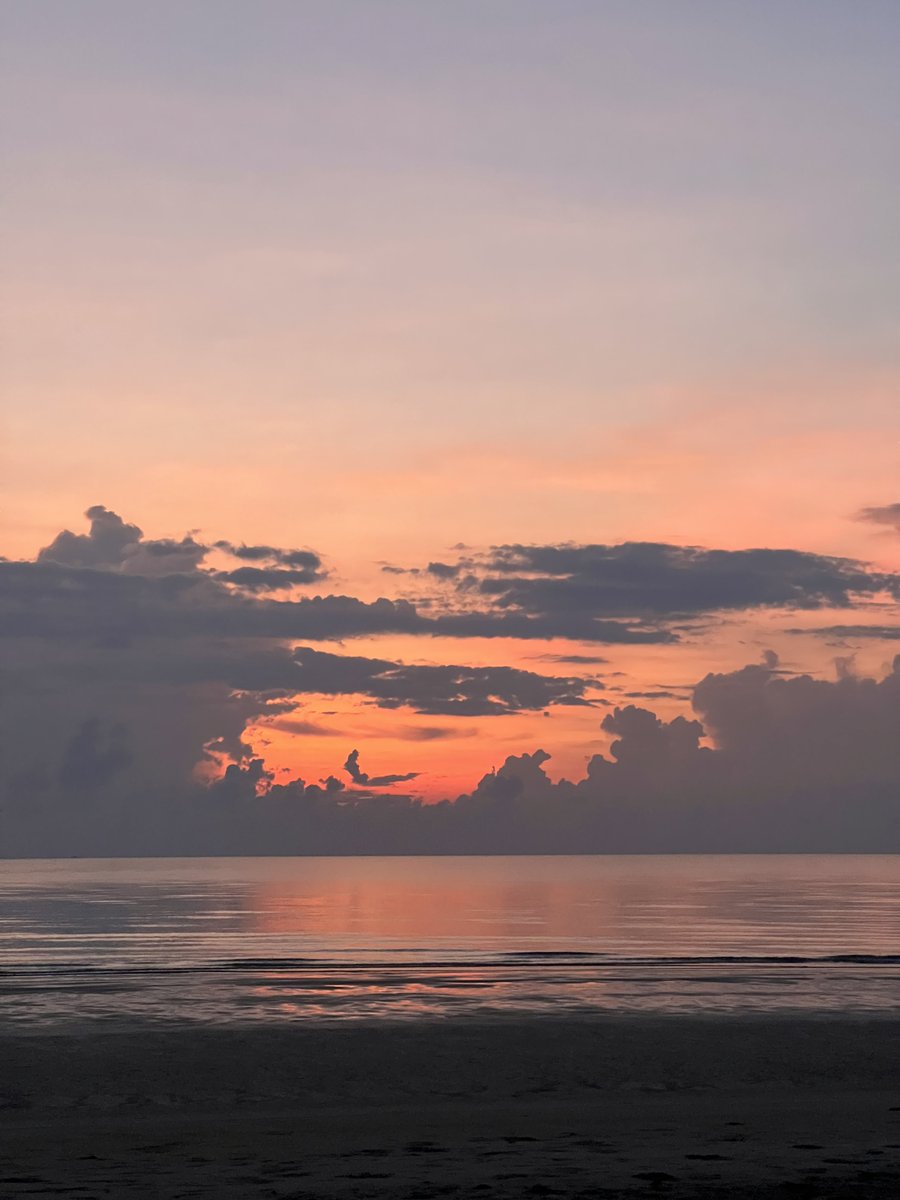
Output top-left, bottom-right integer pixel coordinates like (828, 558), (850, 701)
(4, 1014), (899, 1197)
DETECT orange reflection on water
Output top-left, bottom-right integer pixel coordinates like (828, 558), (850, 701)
(236, 855), (900, 959)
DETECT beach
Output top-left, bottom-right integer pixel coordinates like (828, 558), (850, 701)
(3, 1015), (899, 1198)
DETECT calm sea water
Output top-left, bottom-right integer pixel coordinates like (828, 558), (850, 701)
(1, 855), (897, 1028)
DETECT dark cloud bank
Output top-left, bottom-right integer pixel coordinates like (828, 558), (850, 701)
(5, 653), (897, 856)
(401, 540), (898, 617)
(2, 508), (899, 855)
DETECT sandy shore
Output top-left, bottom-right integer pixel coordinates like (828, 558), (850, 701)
(2, 1016), (899, 1198)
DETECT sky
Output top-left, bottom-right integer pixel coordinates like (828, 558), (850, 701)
(2, 2), (899, 854)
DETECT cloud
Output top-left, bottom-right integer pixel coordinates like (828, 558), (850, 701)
(214, 541), (327, 579)
(442, 655), (900, 852)
(855, 502), (900, 532)
(196, 648), (890, 854)
(407, 541), (895, 621)
(212, 566), (328, 591)
(426, 610), (672, 644)
(291, 646), (595, 716)
(426, 561), (463, 579)
(12, 625), (591, 717)
(36, 506), (327, 591)
(0, 619), (595, 851)
(4, 506), (900, 856)
(397, 726), (477, 741)
(0, 558), (422, 641)
(690, 655), (900, 790)
(38, 505), (143, 568)
(343, 749), (420, 787)
(0, 507), (606, 851)
(533, 653), (609, 665)
(621, 689), (688, 700)
(265, 716), (341, 737)
(5, 651), (898, 855)
(58, 718), (133, 791)
(5, 524), (670, 647)
(788, 624), (900, 641)
(206, 757), (346, 804)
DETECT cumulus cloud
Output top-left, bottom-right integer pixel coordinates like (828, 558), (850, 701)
(38, 505), (142, 568)
(35, 506), (326, 592)
(4, 506), (899, 857)
(206, 757), (346, 804)
(0, 507), (604, 850)
(0, 621), (594, 855)
(4, 654), (898, 856)
(441, 654), (900, 853)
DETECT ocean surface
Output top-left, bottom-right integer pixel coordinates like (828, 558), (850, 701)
(1, 855), (897, 1029)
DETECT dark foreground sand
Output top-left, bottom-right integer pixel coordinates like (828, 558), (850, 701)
(2, 1017), (899, 1199)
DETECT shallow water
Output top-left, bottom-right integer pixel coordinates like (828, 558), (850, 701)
(1, 855), (897, 1027)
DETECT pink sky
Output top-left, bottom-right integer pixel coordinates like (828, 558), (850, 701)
(2, 3), (899, 833)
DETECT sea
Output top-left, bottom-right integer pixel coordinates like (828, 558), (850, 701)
(1, 855), (897, 1029)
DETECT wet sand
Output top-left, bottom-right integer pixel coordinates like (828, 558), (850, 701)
(2, 1016), (899, 1198)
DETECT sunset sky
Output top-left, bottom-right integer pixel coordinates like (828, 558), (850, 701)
(2, 2), (899, 853)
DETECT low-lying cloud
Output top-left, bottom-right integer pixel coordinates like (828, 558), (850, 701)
(3, 654), (898, 856)
(3, 508), (899, 856)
